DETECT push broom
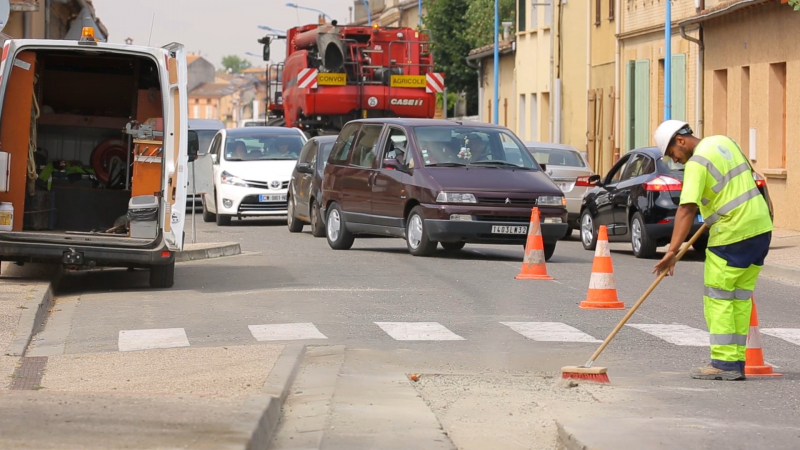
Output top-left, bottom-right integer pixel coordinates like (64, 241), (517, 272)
(562, 223), (709, 383)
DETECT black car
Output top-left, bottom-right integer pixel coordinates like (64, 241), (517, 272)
(579, 147), (771, 258)
(287, 136), (338, 236)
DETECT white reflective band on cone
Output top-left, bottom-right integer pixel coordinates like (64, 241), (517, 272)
(588, 272), (616, 290)
(747, 326), (763, 349)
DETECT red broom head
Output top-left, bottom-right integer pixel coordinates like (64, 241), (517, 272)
(561, 366), (610, 384)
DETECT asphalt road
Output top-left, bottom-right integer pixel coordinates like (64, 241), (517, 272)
(39, 217), (800, 448)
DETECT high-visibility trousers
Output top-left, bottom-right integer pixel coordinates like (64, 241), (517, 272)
(703, 232), (771, 372)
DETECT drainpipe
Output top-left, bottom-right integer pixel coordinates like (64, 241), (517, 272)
(45, 0), (51, 39)
(680, 23), (704, 138)
(493, 0), (499, 124)
(614, 0), (621, 162)
(587, 0), (592, 159)
(552, 0), (561, 143)
(665, 0), (672, 120)
(23, 12), (31, 38)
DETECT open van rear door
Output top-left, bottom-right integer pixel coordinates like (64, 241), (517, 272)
(160, 43), (189, 251)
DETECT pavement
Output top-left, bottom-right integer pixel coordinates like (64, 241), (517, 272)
(762, 227), (800, 285)
(2, 219), (800, 449)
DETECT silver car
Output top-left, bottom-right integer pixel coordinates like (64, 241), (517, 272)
(525, 142), (595, 237)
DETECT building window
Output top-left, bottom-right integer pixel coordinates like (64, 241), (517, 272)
(768, 62), (786, 169)
(518, 0), (527, 32)
(519, 94), (527, 140)
(544, 1), (552, 27)
(713, 69), (728, 136)
(206, 105), (213, 118)
(609, 0), (614, 21)
(531, 2), (538, 29)
(595, 0), (601, 25)
(530, 93), (538, 142)
(193, 105), (200, 118)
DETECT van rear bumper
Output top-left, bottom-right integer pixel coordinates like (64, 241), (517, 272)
(0, 241), (175, 268)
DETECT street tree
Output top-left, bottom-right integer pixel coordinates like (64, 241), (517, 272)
(465, 0), (516, 48)
(423, 0), (477, 115)
(790, 0), (799, 10)
(221, 55), (252, 74)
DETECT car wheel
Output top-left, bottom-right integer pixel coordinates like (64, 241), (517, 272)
(406, 206), (438, 256)
(544, 243), (556, 261)
(310, 202), (326, 238)
(580, 211), (598, 251)
(441, 242), (466, 252)
(631, 212), (657, 259)
(326, 203), (355, 250)
(149, 261), (175, 289)
(201, 197), (215, 223)
(287, 195), (304, 233)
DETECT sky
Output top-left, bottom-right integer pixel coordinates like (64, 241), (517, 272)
(92, 0), (357, 69)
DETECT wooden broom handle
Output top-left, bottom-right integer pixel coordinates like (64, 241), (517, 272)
(587, 223), (710, 364)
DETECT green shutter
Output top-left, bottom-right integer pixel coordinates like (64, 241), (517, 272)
(626, 61), (636, 152)
(634, 60), (650, 149)
(671, 54), (687, 122)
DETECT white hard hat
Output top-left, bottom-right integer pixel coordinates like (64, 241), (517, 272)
(653, 120), (690, 157)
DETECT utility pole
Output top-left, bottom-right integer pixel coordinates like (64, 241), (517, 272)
(493, 0), (499, 124)
(664, 0), (672, 120)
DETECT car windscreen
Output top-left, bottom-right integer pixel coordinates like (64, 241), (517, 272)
(527, 148), (586, 168)
(412, 126), (540, 170)
(225, 134), (305, 161)
(189, 130), (218, 155)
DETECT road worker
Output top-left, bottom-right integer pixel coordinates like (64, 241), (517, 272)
(653, 120), (773, 381)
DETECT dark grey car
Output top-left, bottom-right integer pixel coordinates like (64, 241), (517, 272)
(287, 136), (337, 236)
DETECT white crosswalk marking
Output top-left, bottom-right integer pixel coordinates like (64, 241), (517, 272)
(627, 324), (709, 346)
(375, 322), (465, 341)
(249, 323), (328, 341)
(118, 328), (190, 352)
(760, 328), (800, 346)
(501, 322), (601, 343)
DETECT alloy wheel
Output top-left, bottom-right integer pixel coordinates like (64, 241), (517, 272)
(581, 214), (594, 247)
(408, 214), (423, 249)
(328, 209), (341, 241)
(632, 219), (642, 253)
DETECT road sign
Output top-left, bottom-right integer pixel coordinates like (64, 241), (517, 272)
(426, 73), (445, 93)
(317, 73), (346, 86)
(390, 75), (427, 88)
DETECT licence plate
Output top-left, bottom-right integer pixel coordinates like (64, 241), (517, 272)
(491, 225), (528, 235)
(259, 194), (286, 202)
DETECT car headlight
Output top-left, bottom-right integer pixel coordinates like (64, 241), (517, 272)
(538, 195), (566, 206)
(221, 171), (247, 187)
(436, 192), (477, 203)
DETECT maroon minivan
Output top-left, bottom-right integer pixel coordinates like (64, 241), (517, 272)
(320, 119), (568, 258)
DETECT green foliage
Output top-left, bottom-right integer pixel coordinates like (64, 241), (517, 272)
(436, 91), (459, 116)
(790, 0), (800, 10)
(221, 55), (252, 74)
(423, 0), (478, 114)
(465, 0), (516, 48)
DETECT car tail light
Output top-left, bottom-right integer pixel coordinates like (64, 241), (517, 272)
(753, 173), (766, 188)
(644, 175), (682, 192)
(576, 176), (592, 187)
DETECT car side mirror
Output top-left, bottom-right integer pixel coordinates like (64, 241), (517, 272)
(589, 174), (601, 185)
(296, 162), (313, 174)
(383, 158), (403, 171)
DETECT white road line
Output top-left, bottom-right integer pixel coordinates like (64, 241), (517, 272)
(501, 322), (601, 343)
(626, 324), (709, 346)
(375, 322), (465, 341)
(249, 323), (328, 341)
(760, 328), (800, 346)
(118, 328), (190, 352)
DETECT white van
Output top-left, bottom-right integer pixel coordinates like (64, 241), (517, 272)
(0, 30), (189, 288)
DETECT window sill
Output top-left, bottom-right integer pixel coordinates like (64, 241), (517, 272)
(762, 168), (787, 179)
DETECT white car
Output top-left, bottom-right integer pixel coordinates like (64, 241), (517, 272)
(201, 127), (307, 225)
(525, 142), (595, 237)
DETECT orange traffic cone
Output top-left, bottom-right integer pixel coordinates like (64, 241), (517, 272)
(580, 225), (625, 309)
(515, 207), (553, 280)
(745, 298), (782, 377)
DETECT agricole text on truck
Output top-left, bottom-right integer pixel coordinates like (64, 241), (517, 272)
(261, 21), (444, 136)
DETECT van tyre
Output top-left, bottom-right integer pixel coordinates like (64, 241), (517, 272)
(149, 261), (175, 289)
(310, 202), (326, 237)
(631, 212), (657, 259)
(326, 203), (355, 250)
(406, 206), (438, 257)
(287, 195), (304, 233)
(202, 198), (215, 223)
(441, 242), (466, 252)
(544, 243), (556, 261)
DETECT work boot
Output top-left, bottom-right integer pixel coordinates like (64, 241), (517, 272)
(690, 365), (746, 381)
